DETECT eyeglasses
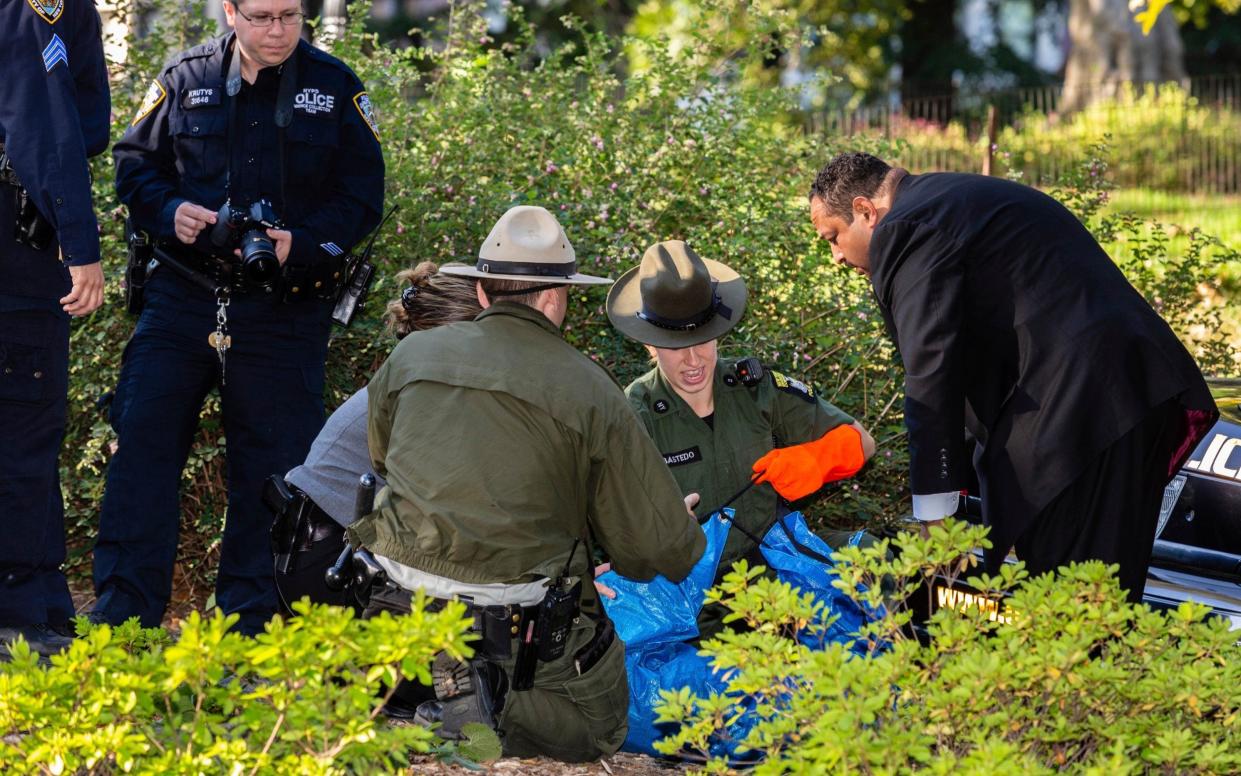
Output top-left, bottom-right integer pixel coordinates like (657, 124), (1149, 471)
(236, 8), (306, 27)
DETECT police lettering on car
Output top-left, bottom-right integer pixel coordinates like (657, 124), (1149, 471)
(92, 1), (384, 636)
(1, 0), (110, 658)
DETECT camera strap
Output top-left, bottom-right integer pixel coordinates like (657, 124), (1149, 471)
(223, 38), (298, 214)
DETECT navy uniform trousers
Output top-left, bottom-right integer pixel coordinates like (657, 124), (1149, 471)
(0, 191), (74, 627)
(93, 268), (330, 634)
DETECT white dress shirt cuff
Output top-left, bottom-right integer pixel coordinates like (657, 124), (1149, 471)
(912, 491), (960, 522)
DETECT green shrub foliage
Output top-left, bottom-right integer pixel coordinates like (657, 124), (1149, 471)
(0, 599), (476, 774)
(659, 521), (1241, 774)
(68, 0), (1235, 599)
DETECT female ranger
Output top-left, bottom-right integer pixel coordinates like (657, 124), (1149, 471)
(607, 241), (876, 635)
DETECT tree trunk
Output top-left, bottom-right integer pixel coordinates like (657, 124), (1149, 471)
(1061, 0), (1186, 112)
(319, 0), (349, 45)
(900, 0), (963, 120)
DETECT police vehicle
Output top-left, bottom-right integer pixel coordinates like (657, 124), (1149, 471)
(914, 379), (1241, 631)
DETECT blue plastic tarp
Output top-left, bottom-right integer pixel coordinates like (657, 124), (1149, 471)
(599, 510), (873, 759)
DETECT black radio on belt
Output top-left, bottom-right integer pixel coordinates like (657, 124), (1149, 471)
(535, 578), (581, 662)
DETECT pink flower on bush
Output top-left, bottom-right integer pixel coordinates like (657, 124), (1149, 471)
(545, 161), (558, 173)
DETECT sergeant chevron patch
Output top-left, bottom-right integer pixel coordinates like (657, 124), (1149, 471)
(42, 34), (69, 72)
(28, 0), (64, 24)
(353, 92), (380, 142)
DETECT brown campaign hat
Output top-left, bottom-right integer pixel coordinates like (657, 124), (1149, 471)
(606, 240), (746, 348)
(441, 205), (612, 286)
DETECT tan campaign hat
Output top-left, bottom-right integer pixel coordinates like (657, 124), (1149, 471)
(607, 240), (747, 349)
(441, 205), (612, 286)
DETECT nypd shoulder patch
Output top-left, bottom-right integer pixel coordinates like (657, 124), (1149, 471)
(132, 79), (167, 126)
(352, 91), (380, 142)
(771, 370), (816, 403)
(28, 0), (64, 24)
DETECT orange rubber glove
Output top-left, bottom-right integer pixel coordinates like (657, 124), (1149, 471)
(751, 424), (866, 501)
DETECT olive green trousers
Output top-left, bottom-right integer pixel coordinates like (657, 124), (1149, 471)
(494, 617), (629, 762)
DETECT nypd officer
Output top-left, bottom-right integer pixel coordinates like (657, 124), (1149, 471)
(0, 0), (110, 658)
(93, 0), (384, 634)
(608, 241), (876, 637)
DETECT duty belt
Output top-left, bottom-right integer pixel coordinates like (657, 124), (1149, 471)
(368, 582), (539, 661)
(156, 242), (265, 296)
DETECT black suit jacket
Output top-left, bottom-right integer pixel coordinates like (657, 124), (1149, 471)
(869, 173), (1216, 553)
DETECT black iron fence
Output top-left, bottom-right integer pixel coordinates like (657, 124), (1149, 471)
(809, 75), (1241, 195)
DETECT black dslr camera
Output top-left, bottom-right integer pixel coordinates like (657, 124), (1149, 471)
(209, 199), (283, 289)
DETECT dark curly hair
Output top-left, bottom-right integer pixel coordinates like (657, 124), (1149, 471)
(808, 152), (892, 224)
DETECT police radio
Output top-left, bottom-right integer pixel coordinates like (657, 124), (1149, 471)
(331, 204), (399, 328)
(734, 357), (765, 387)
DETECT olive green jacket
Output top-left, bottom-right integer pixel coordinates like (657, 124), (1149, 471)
(348, 302), (705, 587)
(626, 357), (854, 577)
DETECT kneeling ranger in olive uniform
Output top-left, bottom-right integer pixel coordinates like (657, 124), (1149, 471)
(347, 206), (706, 761)
(608, 241), (877, 637)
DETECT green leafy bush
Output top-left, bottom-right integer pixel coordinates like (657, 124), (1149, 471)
(69, 0), (905, 597)
(658, 521), (1241, 773)
(0, 599), (474, 774)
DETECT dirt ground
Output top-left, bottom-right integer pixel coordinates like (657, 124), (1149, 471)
(408, 752), (688, 775)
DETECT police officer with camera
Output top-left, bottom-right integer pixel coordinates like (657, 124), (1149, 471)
(0, 0), (110, 659)
(93, 0), (383, 634)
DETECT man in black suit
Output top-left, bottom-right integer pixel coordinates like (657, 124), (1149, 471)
(807, 152), (1217, 600)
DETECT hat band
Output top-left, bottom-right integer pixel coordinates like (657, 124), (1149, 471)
(476, 258), (578, 278)
(636, 290), (733, 332)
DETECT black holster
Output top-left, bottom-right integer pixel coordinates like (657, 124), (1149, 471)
(14, 187), (54, 251)
(1, 147), (54, 252)
(125, 224), (156, 315)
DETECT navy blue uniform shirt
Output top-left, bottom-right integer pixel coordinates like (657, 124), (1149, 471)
(0, 0), (111, 267)
(114, 33), (383, 268)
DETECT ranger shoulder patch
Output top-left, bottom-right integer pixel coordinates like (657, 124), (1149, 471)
(771, 370), (816, 403)
(133, 79), (167, 126)
(353, 91), (380, 142)
(28, 0), (64, 24)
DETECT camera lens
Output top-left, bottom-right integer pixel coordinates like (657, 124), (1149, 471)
(209, 203), (239, 249)
(239, 229), (280, 286)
